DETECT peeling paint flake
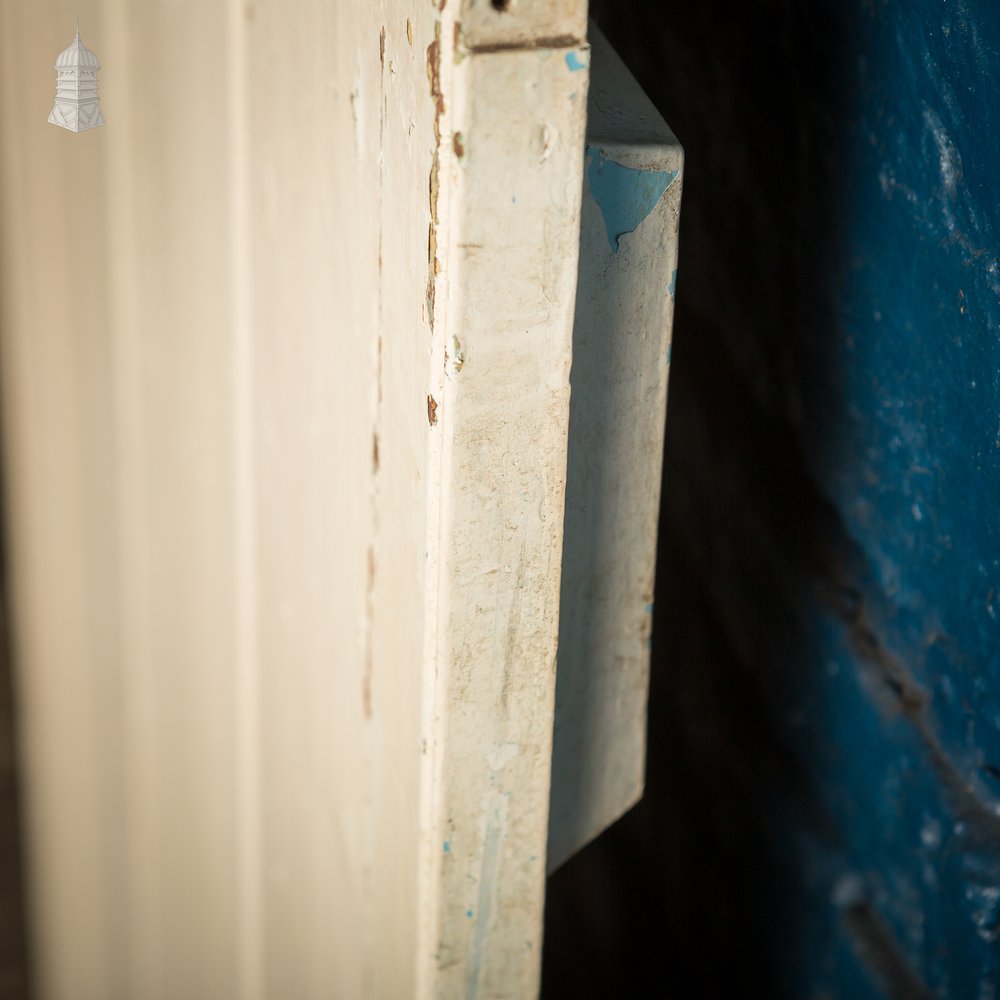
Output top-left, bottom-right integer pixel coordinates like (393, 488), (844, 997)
(586, 145), (679, 253)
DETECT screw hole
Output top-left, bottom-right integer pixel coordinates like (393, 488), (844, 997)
(492, 0), (511, 11)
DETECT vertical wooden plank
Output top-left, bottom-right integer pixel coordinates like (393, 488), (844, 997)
(547, 24), (684, 872)
(242, 3), (376, 996)
(420, 15), (590, 997)
(370, 6), (440, 997)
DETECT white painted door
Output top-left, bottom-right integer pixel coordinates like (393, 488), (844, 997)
(0, 3), (683, 997)
(0, 2), (587, 998)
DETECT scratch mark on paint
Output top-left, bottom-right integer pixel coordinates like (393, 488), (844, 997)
(586, 146), (679, 253)
(834, 874), (936, 999)
(468, 813), (502, 997)
(467, 34), (580, 55)
(565, 49), (588, 72)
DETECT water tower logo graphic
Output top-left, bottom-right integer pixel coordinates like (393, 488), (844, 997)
(48, 18), (106, 132)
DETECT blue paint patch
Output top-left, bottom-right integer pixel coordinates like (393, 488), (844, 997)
(645, 602), (655, 614)
(586, 146), (679, 253)
(466, 909), (474, 918)
(668, 269), (677, 298)
(565, 50), (588, 72)
(666, 342), (672, 365)
(443, 841), (450, 853)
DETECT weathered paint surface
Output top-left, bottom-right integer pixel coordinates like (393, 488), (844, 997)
(0, 1), (434, 995)
(585, 147), (678, 252)
(786, 5), (1000, 995)
(458, 0), (587, 51)
(547, 26), (682, 875)
(424, 19), (590, 995)
(0, 1), (588, 999)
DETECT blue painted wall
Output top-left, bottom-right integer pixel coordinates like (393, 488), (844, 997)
(545, 3), (1000, 997)
(796, 7), (1000, 996)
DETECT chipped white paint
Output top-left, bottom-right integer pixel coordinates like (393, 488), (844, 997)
(0, 2), (588, 1000)
(548, 24), (684, 873)
(486, 743), (521, 772)
(419, 14), (589, 998)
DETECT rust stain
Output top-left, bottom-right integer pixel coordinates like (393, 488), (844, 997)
(453, 131), (465, 159)
(427, 394), (439, 426)
(426, 21), (445, 329)
(244, 4), (256, 23)
(428, 157), (440, 268)
(469, 34), (580, 54)
(379, 25), (386, 66)
(426, 32), (442, 113)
